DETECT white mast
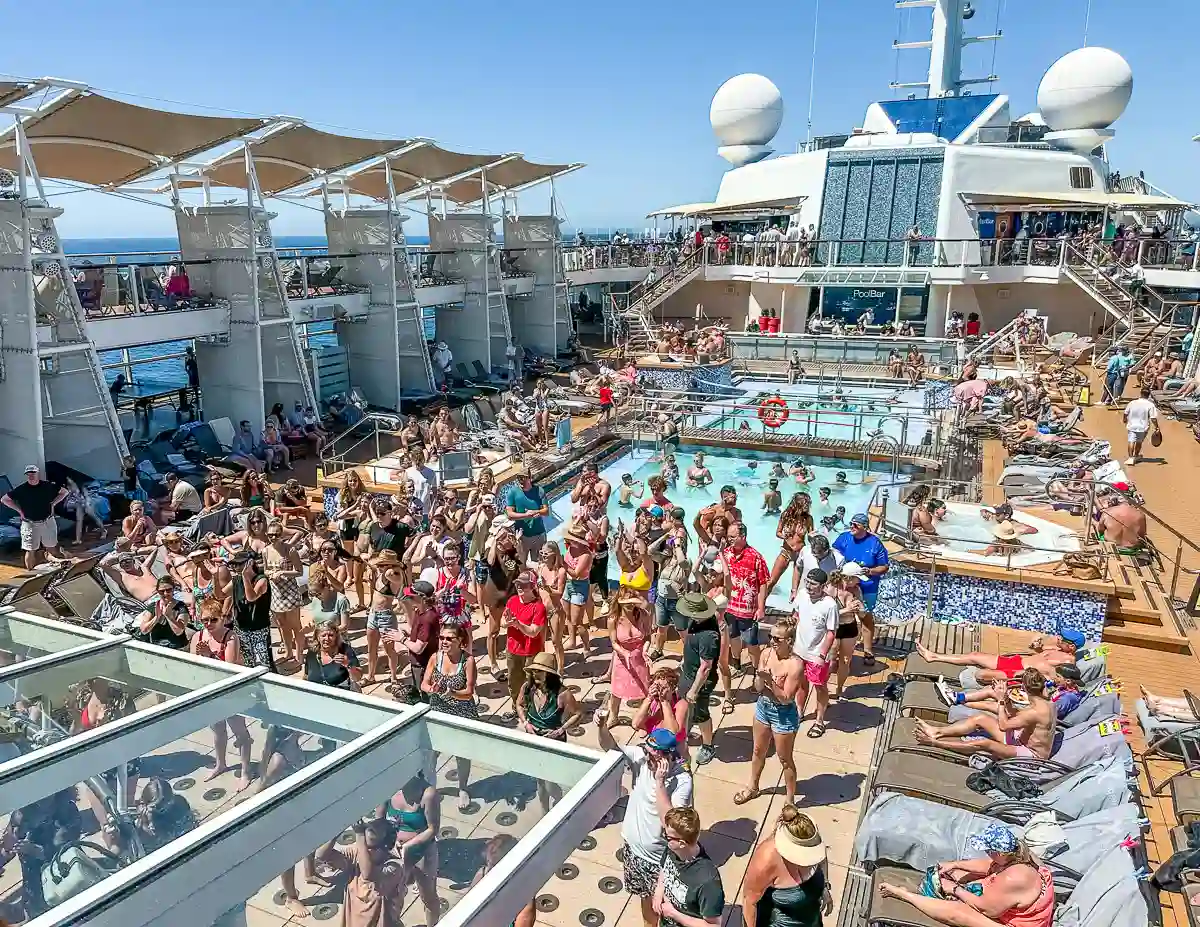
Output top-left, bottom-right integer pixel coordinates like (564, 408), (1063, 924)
(892, 0), (1000, 98)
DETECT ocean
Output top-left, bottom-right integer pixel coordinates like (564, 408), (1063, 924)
(71, 235), (431, 392)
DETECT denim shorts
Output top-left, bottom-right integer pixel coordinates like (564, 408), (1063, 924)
(654, 596), (685, 631)
(566, 578), (591, 606)
(473, 559), (489, 583)
(367, 609), (396, 631)
(724, 613), (762, 646)
(754, 695), (800, 734)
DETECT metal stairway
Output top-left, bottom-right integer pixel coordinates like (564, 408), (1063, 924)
(1063, 245), (1186, 361)
(485, 244), (513, 367)
(610, 248), (704, 350)
(393, 233), (436, 391)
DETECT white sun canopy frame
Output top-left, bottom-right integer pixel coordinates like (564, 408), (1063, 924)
(440, 158), (584, 206)
(325, 143), (510, 202)
(0, 87), (269, 188)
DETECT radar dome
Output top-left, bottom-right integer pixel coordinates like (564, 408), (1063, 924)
(710, 74), (783, 147)
(1036, 47), (1132, 131)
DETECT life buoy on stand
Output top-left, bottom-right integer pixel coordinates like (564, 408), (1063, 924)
(757, 396), (790, 428)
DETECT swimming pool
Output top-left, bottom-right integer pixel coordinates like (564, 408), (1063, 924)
(896, 501), (1080, 567)
(547, 443), (912, 612)
(699, 380), (936, 445)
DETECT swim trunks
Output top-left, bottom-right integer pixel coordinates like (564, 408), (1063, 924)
(996, 654), (1024, 679)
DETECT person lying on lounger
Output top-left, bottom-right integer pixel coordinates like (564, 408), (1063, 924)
(878, 824), (1055, 927)
(936, 663), (1085, 722)
(914, 627), (1085, 686)
(913, 668), (1057, 760)
(1140, 686), (1200, 723)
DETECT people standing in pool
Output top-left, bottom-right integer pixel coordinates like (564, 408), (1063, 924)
(789, 460), (815, 485)
(640, 474), (672, 511)
(686, 452), (713, 489)
(832, 514), (890, 667)
(694, 485), (742, 547)
(766, 492), (814, 597)
(762, 479), (782, 516)
(618, 473), (645, 507)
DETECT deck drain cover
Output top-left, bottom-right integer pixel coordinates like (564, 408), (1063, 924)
(439, 897), (450, 913)
(599, 876), (622, 894)
(487, 685), (506, 698)
(557, 863), (579, 880)
(272, 890), (288, 906)
(173, 777), (195, 792)
(312, 903), (339, 921)
(440, 826), (459, 839)
(337, 830), (356, 845)
(626, 698), (643, 708)
(496, 811), (518, 827)
(461, 801), (481, 814)
(567, 684), (581, 693)
(203, 788), (226, 802)
(580, 908), (605, 926)
(578, 836), (597, 851)
(446, 768), (459, 781)
(536, 895), (559, 913)
(615, 846), (626, 863)
(568, 726), (584, 736)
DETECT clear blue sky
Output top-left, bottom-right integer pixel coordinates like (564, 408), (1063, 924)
(5, 0), (1198, 239)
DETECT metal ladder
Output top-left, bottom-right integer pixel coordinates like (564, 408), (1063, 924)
(256, 218), (318, 411)
(485, 244), (513, 362)
(393, 235), (436, 390)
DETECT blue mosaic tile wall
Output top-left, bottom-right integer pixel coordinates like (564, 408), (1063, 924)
(873, 565), (1107, 640)
(818, 149), (944, 267)
(637, 360), (733, 397)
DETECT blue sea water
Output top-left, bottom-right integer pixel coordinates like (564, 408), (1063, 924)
(71, 235), (432, 392)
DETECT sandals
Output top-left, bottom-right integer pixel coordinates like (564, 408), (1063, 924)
(807, 721), (827, 738)
(494, 669), (508, 683)
(721, 698), (736, 716)
(733, 788), (759, 805)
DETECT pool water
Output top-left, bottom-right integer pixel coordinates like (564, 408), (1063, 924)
(546, 443), (911, 612)
(701, 380), (934, 445)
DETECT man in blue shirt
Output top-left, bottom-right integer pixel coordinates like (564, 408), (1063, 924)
(833, 513), (890, 666)
(505, 468), (549, 565)
(1103, 346), (1132, 407)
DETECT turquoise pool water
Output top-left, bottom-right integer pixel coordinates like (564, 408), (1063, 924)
(700, 381), (934, 445)
(547, 443), (911, 612)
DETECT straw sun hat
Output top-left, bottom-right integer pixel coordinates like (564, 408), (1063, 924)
(775, 815), (827, 867)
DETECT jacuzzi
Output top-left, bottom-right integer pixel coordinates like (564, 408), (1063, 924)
(903, 502), (1080, 567)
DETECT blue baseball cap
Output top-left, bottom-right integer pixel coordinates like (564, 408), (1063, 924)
(648, 505), (664, 518)
(1058, 627), (1086, 651)
(849, 513), (870, 528)
(646, 728), (678, 751)
(968, 823), (1018, 855)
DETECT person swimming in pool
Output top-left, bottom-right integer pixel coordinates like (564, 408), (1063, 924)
(829, 471), (849, 491)
(769, 461), (787, 480)
(686, 452), (713, 489)
(789, 459), (814, 484)
(762, 479), (782, 516)
(661, 454), (679, 489)
(618, 473), (644, 508)
(817, 486), (832, 507)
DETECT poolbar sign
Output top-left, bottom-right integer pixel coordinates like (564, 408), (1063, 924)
(820, 285), (898, 324)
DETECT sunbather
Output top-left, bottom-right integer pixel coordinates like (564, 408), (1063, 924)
(913, 668), (1057, 760)
(914, 627), (1084, 686)
(878, 823), (1055, 927)
(1139, 685), (1199, 723)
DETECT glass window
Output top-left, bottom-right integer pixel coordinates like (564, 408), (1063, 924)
(0, 612), (106, 670)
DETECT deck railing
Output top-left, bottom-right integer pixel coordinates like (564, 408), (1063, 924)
(46, 257), (221, 321)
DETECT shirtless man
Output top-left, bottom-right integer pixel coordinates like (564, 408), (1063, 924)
(915, 628), (1084, 686)
(100, 549), (160, 602)
(686, 452), (713, 489)
(571, 461), (612, 512)
(617, 473), (644, 508)
(1094, 488), (1148, 552)
(430, 407), (459, 453)
(694, 485), (742, 547)
(980, 503), (1039, 536)
(914, 668), (1057, 760)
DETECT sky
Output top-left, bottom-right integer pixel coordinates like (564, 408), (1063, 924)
(4, 0), (1199, 239)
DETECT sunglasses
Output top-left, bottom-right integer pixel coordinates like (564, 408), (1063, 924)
(438, 634), (459, 642)
(769, 634), (790, 643)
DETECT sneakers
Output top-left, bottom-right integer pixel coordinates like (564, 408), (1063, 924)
(935, 676), (956, 707)
(695, 744), (716, 766)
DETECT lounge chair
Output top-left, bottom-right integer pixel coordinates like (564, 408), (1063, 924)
(53, 575), (109, 623)
(870, 749), (1131, 819)
(855, 791), (1140, 880)
(473, 398), (498, 426)
(901, 652), (978, 682)
(471, 360), (508, 385)
(899, 678), (1121, 727)
(453, 363), (500, 395)
(0, 569), (62, 608)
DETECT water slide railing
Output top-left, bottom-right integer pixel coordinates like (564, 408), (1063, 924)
(728, 333), (960, 370)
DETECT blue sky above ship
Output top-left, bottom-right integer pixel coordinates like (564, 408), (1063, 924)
(4, 0), (1197, 237)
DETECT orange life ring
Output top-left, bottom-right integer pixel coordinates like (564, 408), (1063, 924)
(757, 396), (790, 428)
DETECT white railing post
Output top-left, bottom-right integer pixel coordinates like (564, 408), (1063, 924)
(129, 264), (141, 314)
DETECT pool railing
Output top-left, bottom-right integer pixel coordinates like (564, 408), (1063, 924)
(728, 333), (960, 370)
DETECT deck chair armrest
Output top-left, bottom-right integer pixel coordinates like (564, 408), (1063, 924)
(980, 800), (1071, 825)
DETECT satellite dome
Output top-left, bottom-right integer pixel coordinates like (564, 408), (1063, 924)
(1036, 47), (1132, 131)
(710, 74), (783, 147)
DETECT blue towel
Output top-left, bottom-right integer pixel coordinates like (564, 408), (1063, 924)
(555, 418), (572, 449)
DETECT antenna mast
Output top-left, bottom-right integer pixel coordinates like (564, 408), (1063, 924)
(890, 0), (1002, 98)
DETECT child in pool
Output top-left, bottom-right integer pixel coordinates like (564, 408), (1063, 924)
(734, 460), (760, 486)
(817, 486), (832, 507)
(762, 479), (782, 516)
(769, 461), (787, 480)
(617, 473), (644, 508)
(789, 459), (814, 484)
(661, 454), (679, 489)
(830, 471), (849, 491)
(738, 420), (752, 432)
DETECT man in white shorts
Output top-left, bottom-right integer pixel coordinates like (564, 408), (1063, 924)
(1, 465), (68, 569)
(1122, 386), (1161, 465)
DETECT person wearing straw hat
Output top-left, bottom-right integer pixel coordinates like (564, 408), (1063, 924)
(969, 520), (1027, 558)
(675, 592), (722, 766)
(652, 807), (725, 927)
(740, 806), (832, 927)
(515, 650), (581, 811)
(504, 570), (548, 705)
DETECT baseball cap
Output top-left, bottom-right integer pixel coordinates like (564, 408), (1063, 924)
(1058, 627), (1086, 650)
(1111, 481), (1130, 492)
(23, 464), (38, 474)
(1056, 663), (1083, 683)
(840, 561), (864, 577)
(514, 569), (537, 586)
(645, 728), (678, 751)
(849, 513), (870, 528)
(648, 505), (664, 518)
(968, 823), (1018, 855)
(404, 580), (435, 597)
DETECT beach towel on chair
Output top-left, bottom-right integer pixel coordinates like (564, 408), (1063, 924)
(1053, 845), (1147, 927)
(1039, 754), (1131, 820)
(854, 792), (996, 871)
(1051, 716), (1132, 773)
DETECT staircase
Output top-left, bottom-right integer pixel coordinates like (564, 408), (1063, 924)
(1063, 245), (1186, 361)
(609, 247), (705, 351)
